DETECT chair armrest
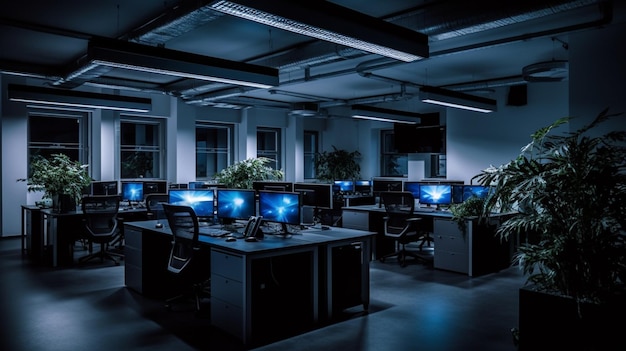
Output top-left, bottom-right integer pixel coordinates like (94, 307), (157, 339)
(406, 217), (422, 222)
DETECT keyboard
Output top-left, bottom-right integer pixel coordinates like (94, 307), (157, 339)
(199, 227), (231, 237)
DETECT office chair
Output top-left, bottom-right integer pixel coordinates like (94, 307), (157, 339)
(78, 195), (123, 265)
(145, 193), (169, 221)
(379, 191), (433, 267)
(162, 203), (210, 312)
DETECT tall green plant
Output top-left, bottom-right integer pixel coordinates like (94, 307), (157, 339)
(214, 157), (284, 189)
(18, 153), (92, 204)
(474, 109), (626, 306)
(314, 146), (361, 182)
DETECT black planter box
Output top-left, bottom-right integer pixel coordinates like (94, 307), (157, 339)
(518, 286), (626, 351)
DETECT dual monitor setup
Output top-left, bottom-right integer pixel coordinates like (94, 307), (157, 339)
(90, 180), (168, 207)
(372, 178), (492, 210)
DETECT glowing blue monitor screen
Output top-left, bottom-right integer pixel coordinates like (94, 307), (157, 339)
(168, 189), (215, 218)
(216, 189), (256, 220)
(121, 182), (143, 202)
(355, 180), (371, 193)
(258, 191), (301, 225)
(403, 182), (420, 198)
(462, 185), (491, 201)
(333, 180), (354, 192)
(419, 184), (452, 205)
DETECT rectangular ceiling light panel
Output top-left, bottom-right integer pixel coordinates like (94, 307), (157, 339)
(88, 38), (279, 89)
(210, 0), (429, 62)
(420, 86), (497, 113)
(351, 105), (422, 124)
(8, 84), (151, 112)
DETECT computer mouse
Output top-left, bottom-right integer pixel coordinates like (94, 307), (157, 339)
(244, 236), (258, 242)
(225, 236), (236, 242)
(155, 222), (163, 228)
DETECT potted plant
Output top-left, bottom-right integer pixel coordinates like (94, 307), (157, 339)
(473, 109), (626, 350)
(314, 145), (361, 182)
(214, 157), (284, 189)
(18, 153), (92, 213)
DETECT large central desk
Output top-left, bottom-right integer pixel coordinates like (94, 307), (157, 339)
(123, 220), (375, 345)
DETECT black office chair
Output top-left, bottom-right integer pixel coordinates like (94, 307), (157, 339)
(379, 191), (433, 267)
(78, 195), (123, 265)
(162, 203), (210, 312)
(145, 193), (169, 221)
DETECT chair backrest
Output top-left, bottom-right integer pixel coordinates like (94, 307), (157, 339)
(162, 203), (200, 274)
(145, 193), (169, 220)
(381, 191), (415, 232)
(81, 195), (121, 238)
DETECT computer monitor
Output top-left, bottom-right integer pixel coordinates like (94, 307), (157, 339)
(452, 184), (464, 204)
(419, 184), (452, 208)
(216, 188), (256, 224)
(252, 181), (293, 192)
(189, 181), (208, 189)
(121, 181), (143, 204)
(168, 189), (215, 220)
(91, 180), (118, 196)
(293, 183), (333, 209)
(143, 180), (168, 198)
(333, 180), (354, 193)
(258, 190), (301, 234)
(403, 181), (420, 198)
(462, 185), (491, 201)
(372, 178), (404, 195)
(354, 180), (372, 194)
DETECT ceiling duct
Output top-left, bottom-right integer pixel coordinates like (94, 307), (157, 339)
(522, 60), (569, 82)
(289, 102), (319, 116)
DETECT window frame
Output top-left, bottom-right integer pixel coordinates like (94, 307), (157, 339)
(196, 122), (234, 180)
(119, 116), (165, 180)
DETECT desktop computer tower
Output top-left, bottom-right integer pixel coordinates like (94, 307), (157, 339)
(330, 242), (362, 316)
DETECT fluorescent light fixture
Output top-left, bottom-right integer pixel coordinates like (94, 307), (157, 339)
(8, 84), (151, 112)
(79, 38), (278, 89)
(351, 105), (422, 124)
(209, 0), (429, 62)
(420, 86), (497, 113)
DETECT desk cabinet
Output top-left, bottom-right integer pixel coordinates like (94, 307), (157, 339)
(210, 249), (245, 340)
(433, 218), (470, 274)
(342, 210), (369, 231)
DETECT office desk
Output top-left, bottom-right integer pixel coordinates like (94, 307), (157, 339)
(21, 205), (147, 267)
(342, 204), (513, 276)
(123, 220), (375, 345)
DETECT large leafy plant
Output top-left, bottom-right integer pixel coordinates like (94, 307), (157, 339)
(214, 157), (284, 189)
(314, 146), (361, 182)
(18, 153), (92, 204)
(474, 109), (626, 307)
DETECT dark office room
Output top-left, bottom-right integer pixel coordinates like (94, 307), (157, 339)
(1, 1), (625, 350)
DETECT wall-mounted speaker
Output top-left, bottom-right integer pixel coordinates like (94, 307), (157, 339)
(507, 84), (527, 106)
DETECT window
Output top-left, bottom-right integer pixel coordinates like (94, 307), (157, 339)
(120, 118), (163, 179)
(28, 110), (88, 173)
(304, 130), (319, 179)
(196, 123), (233, 179)
(381, 129), (408, 177)
(257, 127), (281, 170)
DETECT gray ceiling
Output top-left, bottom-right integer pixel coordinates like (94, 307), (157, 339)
(0, 0), (617, 114)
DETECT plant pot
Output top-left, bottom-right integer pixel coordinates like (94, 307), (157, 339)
(52, 194), (76, 213)
(518, 286), (626, 350)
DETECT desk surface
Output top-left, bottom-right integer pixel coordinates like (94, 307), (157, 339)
(125, 220), (375, 255)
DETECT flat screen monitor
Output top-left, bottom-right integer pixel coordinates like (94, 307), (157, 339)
(373, 178), (404, 195)
(419, 184), (452, 206)
(143, 180), (168, 197)
(252, 181), (293, 192)
(216, 189), (256, 222)
(403, 181), (420, 198)
(452, 184), (464, 203)
(168, 189), (215, 219)
(333, 180), (354, 193)
(189, 181), (208, 189)
(355, 180), (372, 194)
(258, 190), (301, 232)
(91, 180), (118, 196)
(121, 181), (143, 202)
(293, 183), (333, 209)
(462, 185), (491, 201)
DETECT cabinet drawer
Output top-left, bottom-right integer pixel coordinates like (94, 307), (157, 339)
(342, 210), (369, 231)
(211, 274), (244, 307)
(124, 227), (142, 249)
(434, 250), (469, 274)
(211, 298), (243, 340)
(435, 233), (468, 252)
(211, 249), (244, 281)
